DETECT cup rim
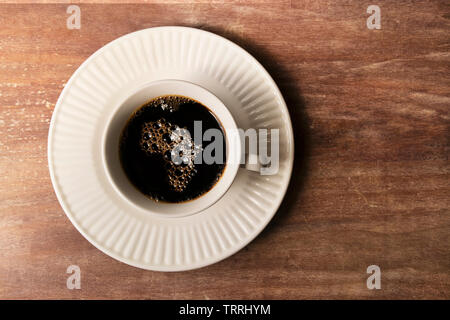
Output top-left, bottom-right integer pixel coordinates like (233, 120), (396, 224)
(101, 79), (241, 218)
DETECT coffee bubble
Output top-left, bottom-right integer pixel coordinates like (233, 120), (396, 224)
(140, 120), (202, 192)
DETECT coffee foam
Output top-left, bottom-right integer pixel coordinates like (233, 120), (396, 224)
(140, 118), (201, 192)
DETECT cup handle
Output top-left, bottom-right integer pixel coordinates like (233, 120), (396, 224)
(244, 152), (262, 172)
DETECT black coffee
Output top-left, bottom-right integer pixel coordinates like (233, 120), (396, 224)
(119, 95), (226, 203)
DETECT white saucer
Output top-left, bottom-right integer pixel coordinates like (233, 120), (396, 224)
(48, 26), (294, 271)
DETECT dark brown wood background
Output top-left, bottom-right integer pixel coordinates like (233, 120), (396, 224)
(0, 1), (448, 299)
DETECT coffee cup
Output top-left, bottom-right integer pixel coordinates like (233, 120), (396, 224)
(102, 80), (261, 218)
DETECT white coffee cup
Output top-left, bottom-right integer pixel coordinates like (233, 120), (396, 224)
(102, 80), (260, 218)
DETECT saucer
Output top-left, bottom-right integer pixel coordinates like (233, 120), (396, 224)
(48, 26), (294, 271)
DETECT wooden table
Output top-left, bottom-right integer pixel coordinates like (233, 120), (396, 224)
(0, 1), (448, 299)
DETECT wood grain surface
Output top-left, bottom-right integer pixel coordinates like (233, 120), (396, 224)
(0, 1), (449, 299)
